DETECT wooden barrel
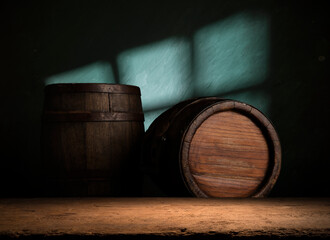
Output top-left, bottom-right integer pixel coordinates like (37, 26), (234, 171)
(142, 97), (281, 197)
(42, 83), (144, 196)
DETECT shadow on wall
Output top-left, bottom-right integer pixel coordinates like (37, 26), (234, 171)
(1, 0), (329, 197)
(46, 10), (271, 130)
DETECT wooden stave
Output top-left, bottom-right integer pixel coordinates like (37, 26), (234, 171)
(42, 83), (145, 196)
(142, 98), (225, 196)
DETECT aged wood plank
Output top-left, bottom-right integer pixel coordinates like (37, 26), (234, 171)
(0, 198), (329, 239)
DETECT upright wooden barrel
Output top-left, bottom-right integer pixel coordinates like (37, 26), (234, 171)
(42, 83), (144, 196)
(142, 97), (281, 197)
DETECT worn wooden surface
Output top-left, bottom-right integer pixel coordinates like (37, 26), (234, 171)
(42, 83), (145, 196)
(143, 98), (281, 198)
(188, 111), (269, 197)
(0, 198), (329, 239)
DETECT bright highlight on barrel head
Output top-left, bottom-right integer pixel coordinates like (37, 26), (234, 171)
(181, 100), (281, 198)
(188, 111), (269, 197)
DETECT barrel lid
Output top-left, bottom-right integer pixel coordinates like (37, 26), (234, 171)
(45, 83), (141, 95)
(181, 100), (281, 198)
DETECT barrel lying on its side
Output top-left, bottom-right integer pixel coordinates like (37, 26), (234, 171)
(142, 98), (281, 197)
(42, 83), (144, 196)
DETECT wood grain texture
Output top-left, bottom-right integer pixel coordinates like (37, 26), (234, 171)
(188, 111), (269, 197)
(142, 98), (281, 197)
(0, 198), (329, 239)
(182, 101), (281, 198)
(42, 84), (144, 196)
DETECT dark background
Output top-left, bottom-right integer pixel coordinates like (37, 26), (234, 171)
(0, 0), (329, 197)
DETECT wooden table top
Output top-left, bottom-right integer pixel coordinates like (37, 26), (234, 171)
(0, 198), (329, 239)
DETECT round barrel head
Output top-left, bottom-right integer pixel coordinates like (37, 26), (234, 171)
(181, 100), (281, 198)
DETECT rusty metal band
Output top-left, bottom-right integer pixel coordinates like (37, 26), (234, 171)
(44, 112), (144, 122)
(45, 83), (141, 95)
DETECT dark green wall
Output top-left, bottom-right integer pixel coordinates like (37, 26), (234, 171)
(1, 0), (329, 197)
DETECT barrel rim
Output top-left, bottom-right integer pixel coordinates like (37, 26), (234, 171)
(180, 99), (281, 198)
(43, 111), (144, 122)
(44, 83), (141, 95)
